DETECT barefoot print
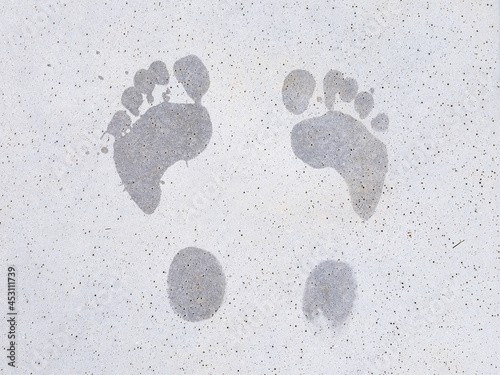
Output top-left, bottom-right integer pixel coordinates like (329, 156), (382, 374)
(282, 69), (389, 220)
(167, 247), (226, 322)
(103, 56), (212, 214)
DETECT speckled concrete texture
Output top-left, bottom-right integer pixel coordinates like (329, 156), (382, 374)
(1, 1), (499, 374)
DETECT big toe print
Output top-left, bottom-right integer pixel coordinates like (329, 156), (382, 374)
(103, 55), (212, 214)
(167, 247), (226, 322)
(282, 69), (389, 220)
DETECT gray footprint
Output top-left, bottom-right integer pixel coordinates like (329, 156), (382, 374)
(303, 260), (356, 327)
(103, 56), (212, 214)
(282, 70), (389, 220)
(167, 247), (226, 322)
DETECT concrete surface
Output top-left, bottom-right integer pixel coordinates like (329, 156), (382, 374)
(1, 0), (499, 374)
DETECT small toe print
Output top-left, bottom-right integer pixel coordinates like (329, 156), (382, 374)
(149, 60), (170, 85)
(167, 247), (226, 322)
(282, 70), (316, 115)
(323, 70), (343, 110)
(121, 87), (143, 117)
(340, 77), (358, 103)
(323, 70), (359, 110)
(303, 260), (356, 326)
(371, 113), (389, 132)
(354, 91), (374, 119)
(134, 69), (156, 103)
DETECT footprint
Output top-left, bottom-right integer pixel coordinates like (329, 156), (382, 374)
(303, 260), (356, 326)
(103, 56), (212, 214)
(282, 69), (389, 220)
(167, 247), (226, 322)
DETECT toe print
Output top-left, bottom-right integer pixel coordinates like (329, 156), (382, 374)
(282, 69), (316, 115)
(303, 260), (356, 327)
(148, 60), (170, 85)
(282, 69), (390, 220)
(323, 69), (358, 110)
(121, 87), (143, 117)
(354, 91), (374, 119)
(103, 55), (212, 214)
(167, 247), (226, 322)
(371, 113), (390, 132)
(173, 55), (210, 104)
(134, 69), (156, 104)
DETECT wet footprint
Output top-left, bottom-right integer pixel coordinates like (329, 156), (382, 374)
(103, 56), (212, 214)
(282, 69), (389, 220)
(167, 247), (226, 322)
(303, 260), (356, 327)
